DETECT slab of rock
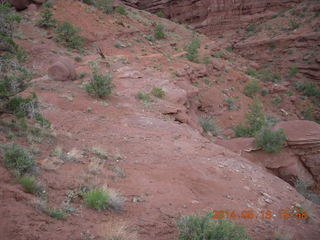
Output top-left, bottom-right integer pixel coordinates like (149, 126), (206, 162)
(274, 120), (320, 146)
(9, 0), (30, 10)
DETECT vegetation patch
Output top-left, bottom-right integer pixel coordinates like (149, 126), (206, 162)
(177, 213), (250, 240)
(85, 63), (114, 99)
(151, 87), (165, 99)
(243, 79), (261, 98)
(83, 188), (109, 211)
(55, 21), (84, 49)
(254, 128), (286, 153)
(199, 116), (219, 136)
(185, 37), (200, 62)
(2, 143), (35, 176)
(154, 24), (166, 40)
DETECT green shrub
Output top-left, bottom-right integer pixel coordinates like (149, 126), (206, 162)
(288, 66), (298, 78)
(83, 189), (109, 211)
(37, 6), (56, 28)
(243, 79), (261, 98)
(246, 24), (257, 32)
(85, 64), (114, 99)
(225, 45), (233, 52)
(254, 128), (286, 153)
(81, 0), (95, 6)
(47, 207), (67, 220)
(155, 11), (165, 18)
(271, 96), (282, 105)
(136, 92), (150, 102)
(258, 69), (281, 83)
(0, 2), (22, 52)
(199, 116), (219, 136)
(177, 213), (250, 240)
(151, 87), (165, 98)
(43, 0), (53, 8)
(154, 24), (165, 39)
(34, 112), (51, 129)
(96, 0), (114, 14)
(0, 62), (31, 98)
(224, 98), (236, 111)
(185, 37), (200, 62)
(245, 67), (258, 78)
(2, 143), (34, 175)
(233, 100), (266, 137)
(7, 94), (38, 118)
(114, 5), (127, 16)
(296, 82), (320, 97)
(18, 175), (41, 195)
(55, 22), (84, 49)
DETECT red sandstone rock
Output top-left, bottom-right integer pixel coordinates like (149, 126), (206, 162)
(48, 57), (76, 81)
(9, 0), (30, 10)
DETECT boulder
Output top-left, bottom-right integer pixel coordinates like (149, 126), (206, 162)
(9, 0), (30, 10)
(48, 57), (76, 81)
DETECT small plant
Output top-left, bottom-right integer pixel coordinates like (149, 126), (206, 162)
(185, 37), (200, 62)
(115, 5), (127, 16)
(55, 21), (84, 49)
(7, 94), (38, 118)
(85, 63), (114, 99)
(18, 175), (42, 195)
(225, 45), (233, 52)
(199, 116), (219, 136)
(96, 0), (114, 14)
(47, 207), (67, 220)
(246, 67), (258, 78)
(254, 128), (286, 153)
(151, 87), (165, 98)
(155, 11), (165, 18)
(83, 188), (109, 211)
(0, 2), (22, 52)
(177, 213), (250, 240)
(233, 100), (266, 137)
(243, 79), (261, 98)
(288, 66), (298, 78)
(246, 24), (257, 32)
(271, 96), (282, 105)
(154, 24), (165, 39)
(296, 82), (320, 97)
(202, 56), (211, 65)
(136, 92), (150, 102)
(2, 143), (35, 176)
(37, 6), (56, 28)
(34, 112), (51, 128)
(224, 98), (236, 111)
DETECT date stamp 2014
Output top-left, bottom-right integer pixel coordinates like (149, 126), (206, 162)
(211, 209), (308, 220)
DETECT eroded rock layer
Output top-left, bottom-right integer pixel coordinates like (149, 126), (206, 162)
(122, 0), (302, 36)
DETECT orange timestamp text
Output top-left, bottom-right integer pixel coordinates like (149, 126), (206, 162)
(211, 209), (308, 220)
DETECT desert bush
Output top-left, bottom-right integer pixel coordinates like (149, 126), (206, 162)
(55, 21), (84, 49)
(177, 213), (250, 240)
(18, 175), (42, 195)
(115, 5), (127, 16)
(0, 2), (22, 52)
(2, 143), (35, 176)
(254, 128), (286, 153)
(224, 98), (236, 111)
(0, 60), (31, 99)
(288, 66), (298, 78)
(47, 207), (67, 220)
(185, 37), (200, 62)
(199, 116), (219, 136)
(96, 0), (114, 14)
(295, 82), (320, 97)
(233, 100), (266, 137)
(151, 87), (165, 98)
(37, 6), (56, 28)
(243, 79), (261, 98)
(136, 92), (150, 102)
(7, 94), (38, 118)
(155, 11), (165, 18)
(85, 63), (114, 99)
(154, 24), (165, 39)
(83, 189), (109, 211)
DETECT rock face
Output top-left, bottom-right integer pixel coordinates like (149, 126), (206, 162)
(9, 0), (30, 10)
(48, 57), (76, 81)
(122, 0), (302, 36)
(275, 120), (320, 185)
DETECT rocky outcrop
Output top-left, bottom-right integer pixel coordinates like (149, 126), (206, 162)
(122, 0), (302, 36)
(275, 120), (320, 184)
